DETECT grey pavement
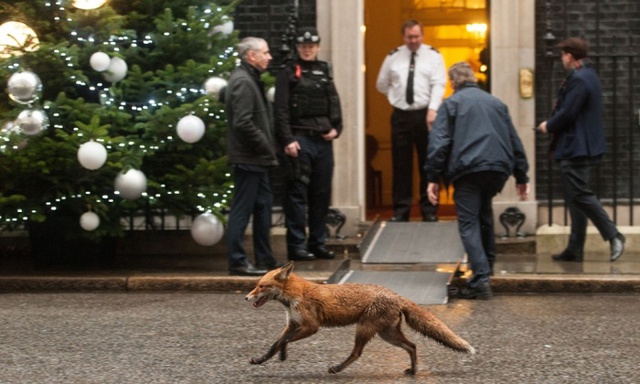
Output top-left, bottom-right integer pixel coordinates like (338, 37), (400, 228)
(1, 227), (640, 294)
(1, 292), (638, 383)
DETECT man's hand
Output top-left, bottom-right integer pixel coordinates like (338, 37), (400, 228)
(427, 109), (437, 131)
(427, 182), (440, 205)
(516, 183), (530, 201)
(536, 121), (548, 134)
(322, 128), (338, 141)
(284, 141), (301, 157)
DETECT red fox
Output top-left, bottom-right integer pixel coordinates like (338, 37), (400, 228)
(245, 261), (475, 375)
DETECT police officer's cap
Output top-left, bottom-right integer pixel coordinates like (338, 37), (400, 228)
(295, 27), (321, 44)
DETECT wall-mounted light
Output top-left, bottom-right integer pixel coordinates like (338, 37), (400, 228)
(73, 0), (108, 10)
(466, 23), (487, 40)
(0, 21), (39, 58)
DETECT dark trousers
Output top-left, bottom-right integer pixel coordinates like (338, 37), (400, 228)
(453, 171), (508, 288)
(226, 166), (276, 268)
(559, 158), (618, 254)
(284, 134), (334, 252)
(391, 108), (436, 220)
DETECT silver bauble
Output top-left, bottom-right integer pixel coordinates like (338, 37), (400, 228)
(7, 71), (42, 105)
(15, 109), (48, 136)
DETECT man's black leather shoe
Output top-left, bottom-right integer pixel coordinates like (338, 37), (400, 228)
(288, 249), (316, 261)
(389, 215), (408, 222)
(610, 233), (625, 262)
(458, 282), (492, 300)
(229, 263), (267, 276)
(551, 249), (583, 262)
(256, 261), (284, 271)
(310, 246), (335, 259)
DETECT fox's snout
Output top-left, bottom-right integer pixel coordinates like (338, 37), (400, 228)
(245, 288), (271, 308)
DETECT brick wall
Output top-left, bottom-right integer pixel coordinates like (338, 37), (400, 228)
(234, 0), (317, 67)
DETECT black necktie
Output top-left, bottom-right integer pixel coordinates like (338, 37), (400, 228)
(406, 52), (415, 105)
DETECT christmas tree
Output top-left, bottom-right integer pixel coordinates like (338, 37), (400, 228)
(0, 0), (239, 248)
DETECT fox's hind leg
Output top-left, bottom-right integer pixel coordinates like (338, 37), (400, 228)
(328, 323), (376, 374)
(378, 320), (417, 375)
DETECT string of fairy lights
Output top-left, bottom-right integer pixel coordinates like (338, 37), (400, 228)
(1, 0), (236, 236)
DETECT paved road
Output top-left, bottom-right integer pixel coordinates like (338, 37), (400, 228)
(1, 292), (638, 383)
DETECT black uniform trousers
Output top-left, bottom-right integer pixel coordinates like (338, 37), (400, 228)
(391, 107), (437, 220)
(453, 171), (508, 288)
(559, 158), (618, 254)
(226, 165), (277, 268)
(284, 132), (334, 253)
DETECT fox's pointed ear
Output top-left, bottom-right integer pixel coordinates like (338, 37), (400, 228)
(276, 261), (294, 281)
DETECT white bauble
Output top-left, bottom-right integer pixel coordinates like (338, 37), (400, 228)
(7, 71), (42, 105)
(191, 212), (224, 246)
(211, 20), (234, 36)
(15, 109), (48, 135)
(89, 52), (111, 72)
(176, 115), (205, 144)
(203, 76), (227, 100)
(79, 211), (100, 231)
(102, 57), (128, 82)
(77, 140), (108, 170)
(73, 0), (108, 10)
(114, 169), (147, 200)
(266, 86), (275, 103)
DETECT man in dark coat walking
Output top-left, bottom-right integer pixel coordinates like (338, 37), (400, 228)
(536, 37), (625, 263)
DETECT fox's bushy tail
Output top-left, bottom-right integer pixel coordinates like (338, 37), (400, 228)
(402, 300), (476, 354)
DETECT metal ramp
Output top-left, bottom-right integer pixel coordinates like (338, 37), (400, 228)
(328, 220), (465, 305)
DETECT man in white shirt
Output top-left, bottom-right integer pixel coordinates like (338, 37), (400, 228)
(376, 19), (446, 222)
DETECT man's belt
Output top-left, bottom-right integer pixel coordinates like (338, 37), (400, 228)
(293, 128), (324, 137)
(393, 107), (428, 114)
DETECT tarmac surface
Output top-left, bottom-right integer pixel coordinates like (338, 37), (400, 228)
(1, 226), (639, 383)
(1, 292), (638, 383)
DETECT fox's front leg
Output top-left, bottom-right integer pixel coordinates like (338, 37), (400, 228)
(251, 322), (319, 365)
(251, 322), (299, 365)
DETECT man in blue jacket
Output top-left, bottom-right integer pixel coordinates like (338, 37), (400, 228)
(537, 37), (625, 263)
(425, 62), (530, 300)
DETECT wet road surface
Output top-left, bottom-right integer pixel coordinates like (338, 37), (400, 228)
(1, 292), (638, 383)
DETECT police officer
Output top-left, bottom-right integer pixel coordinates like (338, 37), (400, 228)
(274, 27), (342, 261)
(376, 19), (446, 222)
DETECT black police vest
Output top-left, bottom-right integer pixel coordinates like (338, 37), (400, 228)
(289, 62), (331, 120)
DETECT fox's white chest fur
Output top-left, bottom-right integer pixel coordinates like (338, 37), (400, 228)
(285, 301), (303, 324)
